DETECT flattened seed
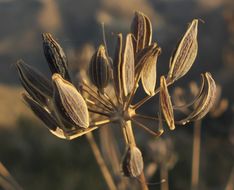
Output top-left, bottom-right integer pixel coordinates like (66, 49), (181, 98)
(113, 34), (123, 103)
(168, 19), (198, 82)
(160, 76), (175, 130)
(52, 74), (89, 129)
(42, 33), (71, 81)
(122, 34), (135, 97)
(141, 47), (161, 96)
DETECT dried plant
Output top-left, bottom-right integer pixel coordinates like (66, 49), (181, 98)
(16, 11), (217, 189)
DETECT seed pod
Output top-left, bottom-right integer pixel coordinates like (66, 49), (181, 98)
(52, 73), (89, 129)
(179, 72), (216, 124)
(160, 76), (175, 130)
(16, 60), (53, 106)
(89, 45), (111, 94)
(42, 33), (71, 81)
(113, 33), (123, 103)
(131, 11), (152, 53)
(122, 34), (135, 97)
(122, 146), (144, 177)
(141, 46), (161, 96)
(168, 19), (198, 82)
(22, 93), (59, 131)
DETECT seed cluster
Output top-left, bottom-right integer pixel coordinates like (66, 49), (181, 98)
(16, 11), (216, 180)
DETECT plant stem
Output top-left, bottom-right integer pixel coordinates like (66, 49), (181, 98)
(86, 133), (117, 190)
(160, 165), (169, 190)
(191, 120), (201, 190)
(122, 121), (149, 190)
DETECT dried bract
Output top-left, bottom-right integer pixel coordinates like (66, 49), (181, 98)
(42, 33), (71, 81)
(160, 76), (175, 130)
(131, 11), (152, 53)
(168, 19), (198, 82)
(89, 45), (111, 93)
(52, 73), (89, 129)
(122, 146), (144, 177)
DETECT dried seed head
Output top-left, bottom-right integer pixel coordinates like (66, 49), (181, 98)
(16, 60), (53, 106)
(160, 76), (175, 130)
(168, 19), (198, 82)
(122, 34), (135, 98)
(131, 11), (152, 53)
(89, 45), (111, 93)
(52, 73), (89, 129)
(140, 46), (161, 96)
(122, 146), (144, 178)
(42, 33), (71, 81)
(179, 72), (216, 124)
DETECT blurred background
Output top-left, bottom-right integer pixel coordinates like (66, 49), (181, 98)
(0, 0), (234, 189)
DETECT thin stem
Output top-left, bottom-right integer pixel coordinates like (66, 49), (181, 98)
(135, 113), (160, 121)
(86, 133), (117, 190)
(90, 119), (113, 127)
(122, 121), (149, 190)
(0, 162), (23, 190)
(131, 118), (163, 137)
(82, 81), (114, 109)
(82, 87), (113, 112)
(160, 165), (169, 190)
(191, 120), (201, 190)
(133, 80), (173, 111)
(88, 108), (111, 117)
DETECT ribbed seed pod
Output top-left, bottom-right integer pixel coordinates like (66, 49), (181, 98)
(52, 73), (89, 129)
(16, 60), (53, 106)
(179, 72), (216, 124)
(89, 45), (111, 94)
(168, 19), (198, 82)
(42, 33), (71, 81)
(131, 11), (152, 53)
(122, 146), (144, 177)
(160, 76), (175, 130)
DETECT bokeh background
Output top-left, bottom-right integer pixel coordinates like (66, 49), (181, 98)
(0, 0), (234, 189)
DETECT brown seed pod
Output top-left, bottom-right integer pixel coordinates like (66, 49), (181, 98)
(16, 60), (53, 106)
(131, 11), (152, 53)
(140, 47), (161, 96)
(160, 76), (175, 130)
(89, 45), (111, 94)
(122, 146), (144, 178)
(42, 33), (71, 81)
(52, 74), (89, 129)
(22, 93), (59, 131)
(179, 72), (216, 124)
(122, 34), (135, 98)
(168, 19), (198, 82)
(113, 33), (123, 103)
